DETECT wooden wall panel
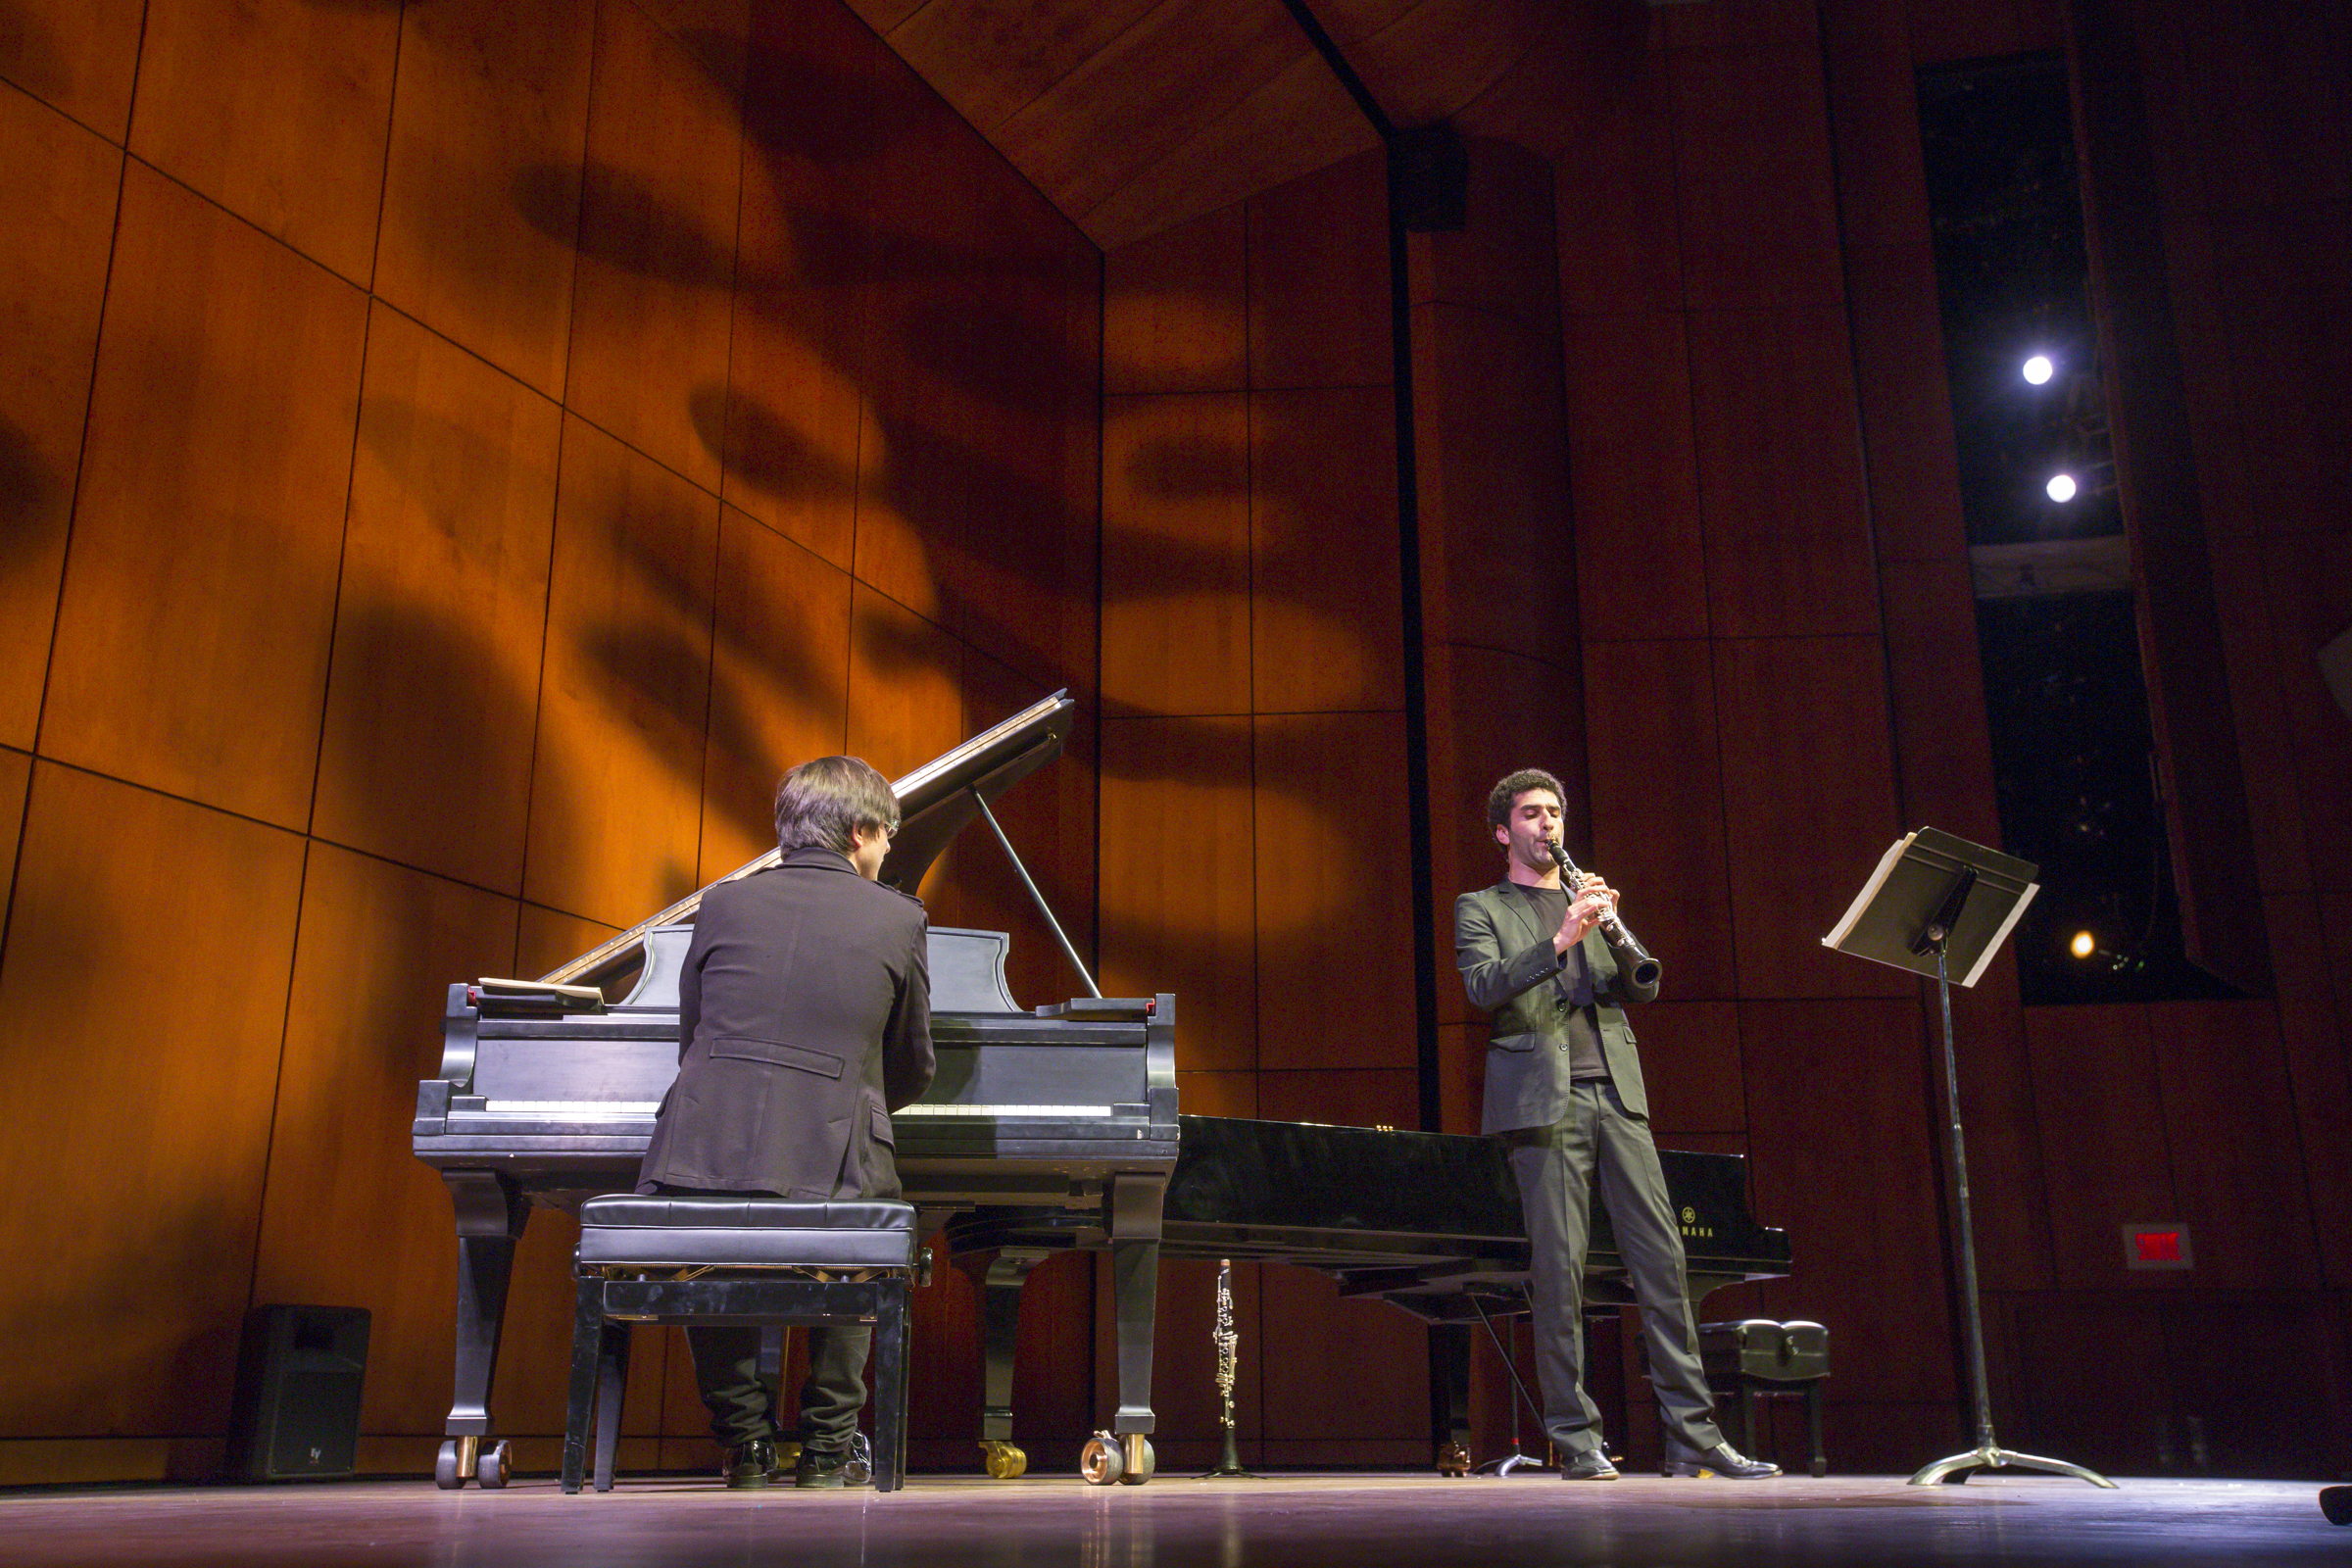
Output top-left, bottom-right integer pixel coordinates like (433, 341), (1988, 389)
(2151, 1001), (2320, 1291)
(1100, 715), (1256, 1072)
(2210, 546), (2308, 895)
(1611, 999), (1744, 1138)
(44, 165), (367, 829)
(1582, 637), (1738, 1002)
(564, 0), (747, 493)
(1878, 557), (2002, 846)
(313, 304), (562, 894)
(1662, 0), (1820, 49)
(0, 765), (305, 1435)
(1552, 41), (1682, 317)
(1412, 306), (1567, 663)
(846, 583), (963, 784)
(1741, 997), (1950, 1403)
(1251, 385), (1402, 713)
(1256, 1066), (1419, 1132)
(2025, 1004), (2180, 1292)
(1670, 45), (1844, 312)
(1563, 313), (1709, 644)
(0, 748), (25, 924)
(516, 902), (617, 981)
(2269, 893), (2352, 1288)
(1247, 151), (1391, 390)
(1101, 393), (1251, 716)
(697, 510), (854, 879)
(1844, 242), (1968, 564)
(250, 844), (520, 1437)
(0, 0), (144, 139)
(2261, 532), (2352, 895)
(1104, 204), (1248, 396)
(1712, 636), (1909, 1000)
(375, 0), (598, 400)
(1253, 712), (1415, 1071)
(1902, 0), (2023, 65)
(521, 416), (717, 928)
(1819, 0), (1931, 254)
(0, 89), (118, 751)
(128, 0), (400, 284)
(1688, 307), (1880, 640)
(1948, 982), (2057, 1294)
(1405, 138), (1558, 326)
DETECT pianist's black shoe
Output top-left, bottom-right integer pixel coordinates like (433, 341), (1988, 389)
(1662, 1438), (1780, 1480)
(721, 1437), (777, 1489)
(1560, 1450), (1621, 1481)
(795, 1446), (856, 1490)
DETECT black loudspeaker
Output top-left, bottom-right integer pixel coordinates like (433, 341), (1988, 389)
(1390, 122), (1469, 232)
(227, 1305), (370, 1481)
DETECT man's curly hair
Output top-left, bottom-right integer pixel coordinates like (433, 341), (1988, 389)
(1486, 767), (1566, 830)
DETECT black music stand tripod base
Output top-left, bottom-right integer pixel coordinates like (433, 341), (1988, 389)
(1824, 829), (2112, 1493)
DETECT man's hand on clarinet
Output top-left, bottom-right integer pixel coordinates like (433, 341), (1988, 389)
(1552, 871), (1620, 953)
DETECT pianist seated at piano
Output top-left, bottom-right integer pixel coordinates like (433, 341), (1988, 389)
(634, 755), (937, 1490)
(1457, 768), (1779, 1483)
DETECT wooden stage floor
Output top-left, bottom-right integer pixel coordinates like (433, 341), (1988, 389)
(0, 1472), (2341, 1567)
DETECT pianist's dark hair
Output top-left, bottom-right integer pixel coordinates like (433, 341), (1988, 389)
(774, 756), (901, 856)
(1486, 767), (1567, 831)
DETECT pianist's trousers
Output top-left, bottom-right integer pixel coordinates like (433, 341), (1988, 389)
(1507, 1081), (1724, 1458)
(640, 1180), (881, 1456)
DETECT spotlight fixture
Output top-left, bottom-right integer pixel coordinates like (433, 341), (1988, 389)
(2046, 472), (2078, 503)
(2022, 354), (2055, 384)
(2069, 930), (2095, 959)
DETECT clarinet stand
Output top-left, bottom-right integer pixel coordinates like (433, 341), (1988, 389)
(1825, 829), (2113, 1490)
(1198, 1259), (1258, 1478)
(1467, 1293), (1555, 1475)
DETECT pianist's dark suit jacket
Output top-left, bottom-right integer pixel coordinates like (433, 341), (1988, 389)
(639, 846), (936, 1200)
(1454, 881), (1662, 1134)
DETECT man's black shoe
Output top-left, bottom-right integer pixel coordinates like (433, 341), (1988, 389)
(1560, 1450), (1621, 1481)
(721, 1438), (777, 1489)
(795, 1447), (853, 1490)
(1662, 1439), (1780, 1480)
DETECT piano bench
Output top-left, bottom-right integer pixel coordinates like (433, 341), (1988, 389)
(562, 1196), (918, 1494)
(1697, 1319), (1831, 1478)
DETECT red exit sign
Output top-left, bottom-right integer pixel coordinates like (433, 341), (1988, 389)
(2122, 1223), (2193, 1270)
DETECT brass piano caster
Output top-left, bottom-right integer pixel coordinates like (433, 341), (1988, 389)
(1436, 1441), (1471, 1478)
(476, 1438), (512, 1489)
(980, 1440), (1028, 1480)
(1119, 1435), (1155, 1485)
(1080, 1432), (1123, 1485)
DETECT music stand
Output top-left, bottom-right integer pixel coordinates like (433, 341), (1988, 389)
(1824, 828), (2115, 1489)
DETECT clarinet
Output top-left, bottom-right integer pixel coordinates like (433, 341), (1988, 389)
(1548, 841), (1662, 990)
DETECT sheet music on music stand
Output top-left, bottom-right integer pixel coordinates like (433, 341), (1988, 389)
(1821, 827), (2039, 989)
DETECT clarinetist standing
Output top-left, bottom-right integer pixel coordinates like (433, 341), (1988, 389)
(1454, 768), (1778, 1482)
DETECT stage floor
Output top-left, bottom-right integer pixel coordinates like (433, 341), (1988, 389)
(0, 1472), (2341, 1567)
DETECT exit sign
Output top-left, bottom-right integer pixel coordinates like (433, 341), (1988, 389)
(2122, 1223), (2192, 1270)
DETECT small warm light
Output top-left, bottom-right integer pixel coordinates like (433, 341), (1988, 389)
(2022, 354), (2055, 384)
(2046, 472), (2079, 503)
(2070, 930), (2096, 959)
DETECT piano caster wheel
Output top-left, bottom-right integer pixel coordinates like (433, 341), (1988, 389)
(1436, 1442), (1471, 1478)
(980, 1441), (1028, 1480)
(475, 1439), (512, 1490)
(434, 1441), (466, 1490)
(1079, 1433), (1124, 1486)
(1118, 1435), (1154, 1486)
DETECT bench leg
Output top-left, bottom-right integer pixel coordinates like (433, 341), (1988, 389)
(563, 1278), (603, 1494)
(872, 1282), (908, 1493)
(593, 1318), (631, 1492)
(1806, 1381), (1826, 1477)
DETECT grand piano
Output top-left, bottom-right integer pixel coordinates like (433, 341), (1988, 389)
(413, 692), (1789, 1488)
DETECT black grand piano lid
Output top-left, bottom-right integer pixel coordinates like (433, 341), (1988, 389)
(540, 691), (1075, 989)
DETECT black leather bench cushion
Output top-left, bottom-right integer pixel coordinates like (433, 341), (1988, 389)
(578, 1196), (917, 1271)
(1698, 1318), (1830, 1381)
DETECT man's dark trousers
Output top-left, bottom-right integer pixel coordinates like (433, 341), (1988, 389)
(1507, 1080), (1724, 1458)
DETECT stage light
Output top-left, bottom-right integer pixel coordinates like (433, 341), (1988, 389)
(2070, 930), (2095, 959)
(2046, 472), (2078, 503)
(2023, 354), (2054, 384)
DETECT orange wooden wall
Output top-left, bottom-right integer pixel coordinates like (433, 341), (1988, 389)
(0, 0), (1099, 1486)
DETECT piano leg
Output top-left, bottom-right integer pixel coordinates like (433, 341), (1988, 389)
(437, 1171), (528, 1490)
(1430, 1324), (1473, 1475)
(1106, 1173), (1165, 1484)
(975, 1248), (1049, 1480)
